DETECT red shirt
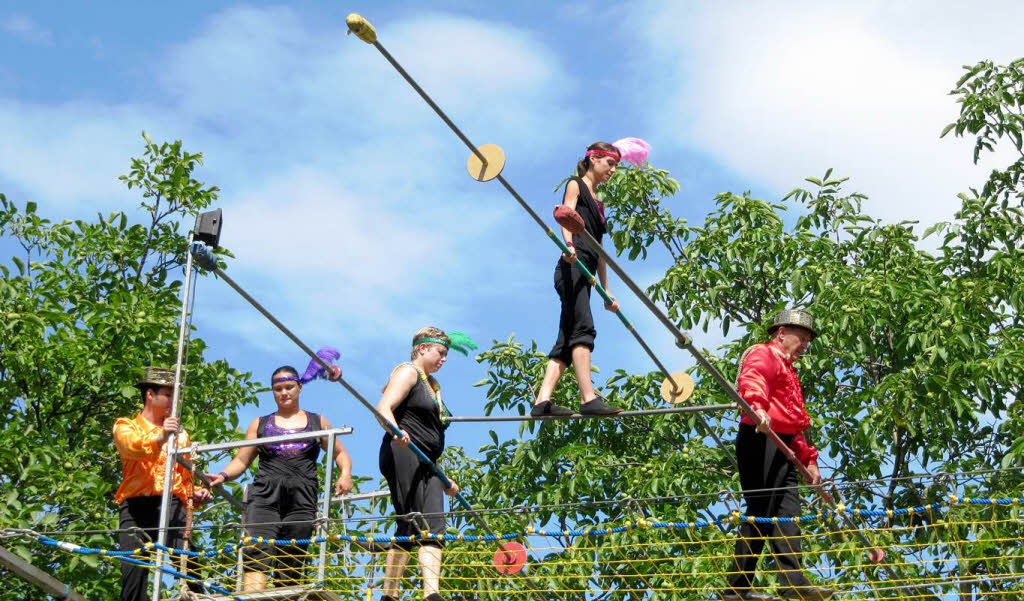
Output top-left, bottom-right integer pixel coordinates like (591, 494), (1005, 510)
(737, 341), (819, 466)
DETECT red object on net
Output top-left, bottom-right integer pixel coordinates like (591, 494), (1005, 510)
(553, 205), (585, 234)
(492, 542), (527, 574)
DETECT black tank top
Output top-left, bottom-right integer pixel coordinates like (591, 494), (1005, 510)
(383, 365), (446, 460)
(560, 176), (606, 271)
(254, 411), (322, 487)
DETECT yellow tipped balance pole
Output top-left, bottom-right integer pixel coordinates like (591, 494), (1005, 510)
(346, 13), (492, 171)
(345, 13), (377, 44)
(344, 14), (688, 401)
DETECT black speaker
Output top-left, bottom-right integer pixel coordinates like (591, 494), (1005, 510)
(193, 208), (223, 248)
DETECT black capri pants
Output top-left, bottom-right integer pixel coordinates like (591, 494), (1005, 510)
(548, 255), (598, 363)
(243, 479), (317, 585)
(379, 437), (446, 550)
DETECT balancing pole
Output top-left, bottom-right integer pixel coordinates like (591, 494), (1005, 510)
(344, 13), (890, 567)
(190, 245), (548, 599)
(343, 13), (692, 407)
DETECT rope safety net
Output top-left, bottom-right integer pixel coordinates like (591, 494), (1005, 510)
(15, 469), (1024, 600)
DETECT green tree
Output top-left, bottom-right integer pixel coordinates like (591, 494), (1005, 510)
(940, 58), (1024, 476)
(0, 134), (260, 600)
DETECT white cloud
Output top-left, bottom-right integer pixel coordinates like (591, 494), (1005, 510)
(214, 166), (516, 344)
(0, 100), (153, 205)
(0, 6), (579, 353)
(2, 15), (52, 46)
(638, 0), (1023, 224)
(154, 7), (577, 173)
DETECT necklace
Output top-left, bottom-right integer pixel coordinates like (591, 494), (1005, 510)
(408, 363), (449, 424)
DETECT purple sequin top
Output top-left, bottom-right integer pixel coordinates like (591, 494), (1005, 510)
(262, 416), (315, 457)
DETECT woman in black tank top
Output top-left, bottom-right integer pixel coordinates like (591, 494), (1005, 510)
(532, 141), (624, 418)
(377, 326), (462, 601)
(203, 364), (353, 592)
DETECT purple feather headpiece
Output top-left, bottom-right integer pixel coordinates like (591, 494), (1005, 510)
(299, 346), (342, 384)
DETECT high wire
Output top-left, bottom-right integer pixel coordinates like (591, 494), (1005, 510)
(446, 404), (733, 422)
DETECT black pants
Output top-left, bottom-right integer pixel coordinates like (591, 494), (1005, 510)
(380, 437), (445, 550)
(548, 257), (597, 363)
(243, 478), (317, 586)
(727, 425), (811, 591)
(118, 496), (202, 601)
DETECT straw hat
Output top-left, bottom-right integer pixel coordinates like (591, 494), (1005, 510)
(767, 308), (817, 339)
(137, 366), (176, 388)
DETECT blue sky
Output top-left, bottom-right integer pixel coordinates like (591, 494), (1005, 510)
(2, 2), (1022, 496)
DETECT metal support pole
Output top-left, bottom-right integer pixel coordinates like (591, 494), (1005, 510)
(317, 432), (337, 584)
(152, 232), (196, 601)
(0, 545), (89, 601)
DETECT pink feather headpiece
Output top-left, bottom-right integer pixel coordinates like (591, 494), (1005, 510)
(612, 137), (651, 167)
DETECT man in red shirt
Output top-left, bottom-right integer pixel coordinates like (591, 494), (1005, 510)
(723, 310), (834, 601)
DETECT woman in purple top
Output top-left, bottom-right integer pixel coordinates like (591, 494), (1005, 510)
(205, 365), (354, 592)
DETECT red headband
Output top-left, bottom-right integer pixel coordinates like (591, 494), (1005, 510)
(586, 149), (620, 161)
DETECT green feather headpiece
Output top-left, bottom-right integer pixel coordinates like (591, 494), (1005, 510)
(414, 330), (478, 356)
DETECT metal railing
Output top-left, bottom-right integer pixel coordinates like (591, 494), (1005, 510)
(164, 427), (354, 594)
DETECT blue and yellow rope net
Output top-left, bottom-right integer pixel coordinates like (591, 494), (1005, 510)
(17, 491), (1024, 600)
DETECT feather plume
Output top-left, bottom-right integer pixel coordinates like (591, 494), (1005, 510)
(446, 331), (478, 356)
(612, 137), (651, 167)
(299, 346), (341, 383)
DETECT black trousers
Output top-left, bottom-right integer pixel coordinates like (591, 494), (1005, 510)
(548, 257), (598, 363)
(379, 437), (445, 550)
(243, 478), (318, 586)
(727, 425), (812, 591)
(118, 496), (202, 601)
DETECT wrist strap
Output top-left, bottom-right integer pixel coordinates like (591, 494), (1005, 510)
(217, 471), (231, 482)
(565, 241), (574, 248)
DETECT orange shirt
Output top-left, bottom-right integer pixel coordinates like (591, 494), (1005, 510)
(113, 413), (193, 504)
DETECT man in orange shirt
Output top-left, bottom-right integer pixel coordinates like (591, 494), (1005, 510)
(723, 310), (834, 601)
(113, 367), (211, 601)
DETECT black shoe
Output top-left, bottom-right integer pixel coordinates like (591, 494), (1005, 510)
(425, 594), (445, 601)
(531, 400), (575, 417)
(579, 395), (622, 416)
(719, 591), (777, 600)
(779, 586), (834, 600)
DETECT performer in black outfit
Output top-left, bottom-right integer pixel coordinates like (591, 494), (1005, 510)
(378, 326), (472, 601)
(532, 141), (623, 417)
(205, 364), (353, 592)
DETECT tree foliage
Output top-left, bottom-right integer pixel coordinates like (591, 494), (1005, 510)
(0, 134), (261, 600)
(433, 58), (1024, 598)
